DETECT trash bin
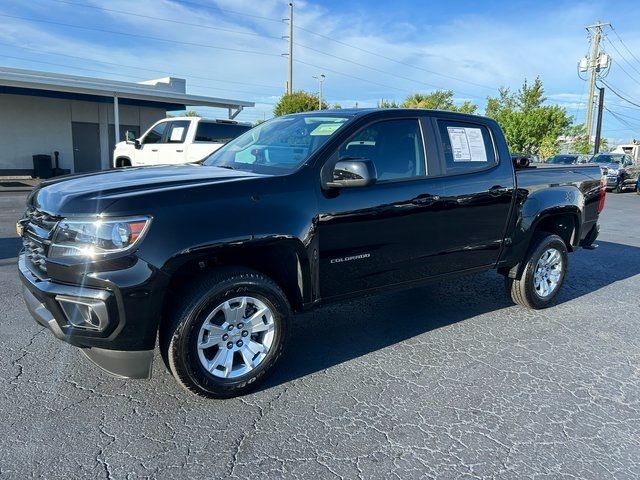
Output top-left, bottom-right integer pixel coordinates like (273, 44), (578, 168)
(32, 154), (53, 179)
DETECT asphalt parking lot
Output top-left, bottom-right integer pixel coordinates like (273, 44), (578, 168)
(1, 191), (639, 479)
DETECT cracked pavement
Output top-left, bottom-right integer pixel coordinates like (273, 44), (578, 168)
(1, 191), (639, 479)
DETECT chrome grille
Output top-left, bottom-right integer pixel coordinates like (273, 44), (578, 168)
(21, 208), (60, 274)
(26, 208), (59, 231)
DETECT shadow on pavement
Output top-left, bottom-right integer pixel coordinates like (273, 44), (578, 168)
(0, 237), (21, 260)
(261, 240), (640, 390)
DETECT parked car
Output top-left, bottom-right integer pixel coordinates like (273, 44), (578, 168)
(113, 117), (251, 168)
(589, 152), (639, 193)
(545, 154), (592, 165)
(18, 109), (605, 398)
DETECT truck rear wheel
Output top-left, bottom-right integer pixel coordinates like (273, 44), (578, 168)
(506, 233), (568, 309)
(160, 268), (291, 398)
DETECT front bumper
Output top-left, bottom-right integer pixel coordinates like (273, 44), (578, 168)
(18, 254), (162, 379)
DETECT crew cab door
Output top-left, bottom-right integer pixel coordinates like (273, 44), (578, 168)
(430, 117), (515, 273)
(155, 120), (190, 164)
(316, 117), (444, 299)
(136, 120), (168, 165)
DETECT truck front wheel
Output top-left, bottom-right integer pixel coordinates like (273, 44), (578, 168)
(506, 234), (568, 309)
(160, 268), (291, 398)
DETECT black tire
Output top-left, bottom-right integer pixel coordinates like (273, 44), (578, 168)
(506, 233), (568, 309)
(160, 267), (291, 398)
(615, 181), (623, 193)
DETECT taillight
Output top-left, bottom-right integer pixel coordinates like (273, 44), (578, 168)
(597, 176), (606, 213)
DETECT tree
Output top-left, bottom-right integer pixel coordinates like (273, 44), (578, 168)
(400, 90), (478, 114)
(184, 110), (200, 117)
(562, 124), (609, 154)
(538, 136), (559, 160)
(378, 99), (400, 108)
(485, 77), (571, 155)
(273, 91), (327, 116)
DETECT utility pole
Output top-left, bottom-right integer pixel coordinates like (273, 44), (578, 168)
(282, 3), (294, 94)
(594, 87), (605, 154)
(581, 21), (611, 144)
(313, 74), (325, 110)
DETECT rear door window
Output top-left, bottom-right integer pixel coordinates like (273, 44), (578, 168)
(437, 120), (496, 175)
(166, 120), (190, 144)
(195, 122), (251, 143)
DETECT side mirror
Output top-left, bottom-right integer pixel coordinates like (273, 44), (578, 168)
(326, 158), (377, 188)
(512, 155), (530, 169)
(125, 131), (141, 148)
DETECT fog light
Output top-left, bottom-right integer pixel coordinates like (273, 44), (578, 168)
(56, 296), (108, 331)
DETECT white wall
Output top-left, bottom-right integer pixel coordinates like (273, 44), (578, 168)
(0, 93), (167, 173)
(0, 94), (74, 172)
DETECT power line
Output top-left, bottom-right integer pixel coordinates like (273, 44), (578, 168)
(42, 1), (488, 98)
(0, 13), (428, 100)
(172, 0), (499, 94)
(294, 58), (408, 93)
(604, 38), (640, 81)
(0, 41), (282, 90)
(0, 13), (282, 58)
(47, 0), (284, 41)
(294, 25), (497, 92)
(294, 40), (480, 98)
(172, 0), (284, 24)
(604, 106), (640, 131)
(0, 54), (279, 103)
(599, 80), (640, 109)
(603, 106), (640, 123)
(610, 25), (640, 68)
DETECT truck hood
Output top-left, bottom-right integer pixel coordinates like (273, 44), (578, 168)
(29, 164), (266, 216)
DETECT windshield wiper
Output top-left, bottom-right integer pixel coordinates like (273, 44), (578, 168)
(216, 165), (236, 170)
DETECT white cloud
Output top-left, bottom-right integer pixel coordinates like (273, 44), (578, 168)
(0, 0), (639, 138)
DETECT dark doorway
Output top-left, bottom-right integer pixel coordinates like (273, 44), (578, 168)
(71, 122), (101, 173)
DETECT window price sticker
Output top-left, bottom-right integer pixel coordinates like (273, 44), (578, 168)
(447, 127), (487, 162)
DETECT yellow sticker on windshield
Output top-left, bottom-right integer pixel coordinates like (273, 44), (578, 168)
(310, 123), (342, 136)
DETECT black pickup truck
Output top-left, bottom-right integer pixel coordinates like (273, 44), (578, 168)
(17, 109), (605, 398)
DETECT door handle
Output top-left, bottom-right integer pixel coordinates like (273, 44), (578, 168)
(412, 194), (440, 205)
(176, 149), (184, 152)
(151, 149), (158, 152)
(488, 186), (508, 196)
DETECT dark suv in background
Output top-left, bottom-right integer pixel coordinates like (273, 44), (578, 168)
(590, 152), (639, 192)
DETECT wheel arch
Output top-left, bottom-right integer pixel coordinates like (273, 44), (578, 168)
(502, 206), (582, 280)
(160, 237), (313, 323)
(114, 156), (132, 168)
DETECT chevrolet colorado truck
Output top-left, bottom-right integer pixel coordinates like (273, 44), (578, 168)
(17, 109), (605, 398)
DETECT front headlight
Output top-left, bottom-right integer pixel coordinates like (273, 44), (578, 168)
(607, 169), (619, 176)
(49, 216), (151, 258)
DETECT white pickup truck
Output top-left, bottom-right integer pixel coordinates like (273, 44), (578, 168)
(113, 117), (252, 167)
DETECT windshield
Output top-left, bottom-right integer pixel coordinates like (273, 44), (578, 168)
(203, 114), (351, 174)
(590, 154), (625, 164)
(547, 155), (577, 164)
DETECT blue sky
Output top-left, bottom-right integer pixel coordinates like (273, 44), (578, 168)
(1, 0), (640, 143)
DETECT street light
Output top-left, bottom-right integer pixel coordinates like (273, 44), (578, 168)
(312, 74), (325, 110)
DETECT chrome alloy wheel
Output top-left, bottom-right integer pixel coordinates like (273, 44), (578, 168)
(533, 248), (563, 298)
(197, 296), (275, 379)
